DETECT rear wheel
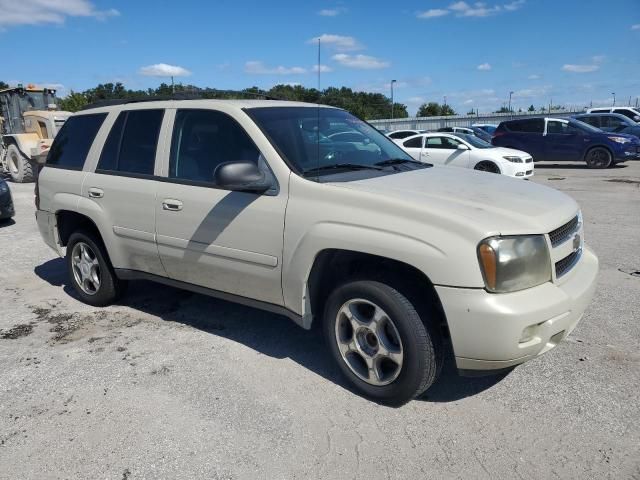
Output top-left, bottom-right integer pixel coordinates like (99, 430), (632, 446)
(66, 230), (127, 306)
(585, 147), (612, 169)
(474, 161), (500, 174)
(324, 280), (442, 406)
(6, 144), (34, 183)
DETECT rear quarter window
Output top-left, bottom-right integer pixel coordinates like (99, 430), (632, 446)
(46, 113), (107, 170)
(504, 119), (544, 133)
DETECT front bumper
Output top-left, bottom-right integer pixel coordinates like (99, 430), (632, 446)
(436, 246), (598, 371)
(616, 145), (640, 162)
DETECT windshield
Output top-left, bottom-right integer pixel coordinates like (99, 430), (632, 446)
(19, 91), (48, 111)
(247, 107), (416, 177)
(453, 133), (493, 148)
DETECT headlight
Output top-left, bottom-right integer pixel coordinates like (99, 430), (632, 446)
(477, 235), (551, 293)
(503, 156), (523, 163)
(607, 136), (631, 144)
(0, 182), (8, 194)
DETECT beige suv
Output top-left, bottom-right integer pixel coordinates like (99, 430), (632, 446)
(36, 99), (598, 405)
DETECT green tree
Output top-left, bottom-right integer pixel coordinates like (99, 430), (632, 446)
(528, 104), (535, 112)
(0, 81), (9, 90)
(440, 104), (456, 116)
(494, 106), (511, 113)
(417, 102), (441, 117)
(58, 91), (88, 112)
(417, 102), (456, 117)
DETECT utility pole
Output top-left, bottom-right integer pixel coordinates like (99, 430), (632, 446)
(171, 76), (175, 94)
(390, 79), (396, 119)
(508, 91), (514, 116)
(611, 92), (616, 106)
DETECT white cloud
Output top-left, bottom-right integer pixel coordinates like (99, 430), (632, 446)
(139, 63), (192, 77)
(631, 24), (640, 30)
(504, 0), (525, 11)
(591, 55), (605, 63)
(512, 85), (552, 98)
(312, 64), (333, 73)
(0, 0), (119, 28)
(331, 54), (389, 69)
(463, 99), (474, 104)
(528, 74), (540, 80)
(244, 61), (306, 75)
(477, 62), (492, 71)
(440, 0), (524, 18)
(562, 64), (599, 73)
(307, 34), (363, 51)
(317, 7), (347, 16)
(417, 9), (450, 19)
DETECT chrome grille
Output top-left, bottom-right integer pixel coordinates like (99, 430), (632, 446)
(548, 215), (579, 247)
(555, 249), (581, 278)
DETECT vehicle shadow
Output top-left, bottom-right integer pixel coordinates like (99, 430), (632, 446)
(535, 162), (628, 169)
(34, 257), (507, 405)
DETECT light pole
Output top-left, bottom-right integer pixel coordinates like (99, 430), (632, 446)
(508, 91), (514, 114)
(390, 80), (396, 119)
(611, 92), (616, 106)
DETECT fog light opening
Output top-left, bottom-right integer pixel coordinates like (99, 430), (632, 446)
(519, 324), (538, 344)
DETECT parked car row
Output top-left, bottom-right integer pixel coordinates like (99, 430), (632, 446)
(388, 111), (640, 170)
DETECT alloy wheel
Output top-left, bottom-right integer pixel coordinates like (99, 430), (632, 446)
(334, 298), (404, 386)
(71, 242), (101, 295)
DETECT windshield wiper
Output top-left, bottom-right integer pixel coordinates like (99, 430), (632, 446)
(375, 158), (424, 167)
(303, 163), (384, 176)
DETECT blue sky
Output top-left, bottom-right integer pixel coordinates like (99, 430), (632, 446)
(2, 0), (639, 115)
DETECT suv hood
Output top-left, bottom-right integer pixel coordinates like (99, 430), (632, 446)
(333, 166), (578, 236)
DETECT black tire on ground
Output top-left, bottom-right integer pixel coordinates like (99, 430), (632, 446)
(323, 280), (442, 406)
(474, 161), (500, 174)
(6, 144), (35, 183)
(66, 229), (127, 307)
(585, 147), (612, 169)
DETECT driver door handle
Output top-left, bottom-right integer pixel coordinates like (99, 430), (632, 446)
(162, 199), (183, 212)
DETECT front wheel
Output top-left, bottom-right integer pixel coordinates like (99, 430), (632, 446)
(323, 280), (442, 406)
(6, 144), (35, 183)
(474, 161), (501, 174)
(585, 147), (612, 169)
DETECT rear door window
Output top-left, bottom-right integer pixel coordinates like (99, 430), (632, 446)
(46, 113), (107, 170)
(578, 116), (600, 128)
(97, 109), (164, 176)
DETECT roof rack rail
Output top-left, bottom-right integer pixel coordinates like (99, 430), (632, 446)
(79, 89), (280, 111)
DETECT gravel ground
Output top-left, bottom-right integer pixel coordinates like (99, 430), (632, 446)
(1, 162), (639, 479)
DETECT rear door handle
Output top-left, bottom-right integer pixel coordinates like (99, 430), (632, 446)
(88, 188), (104, 199)
(162, 199), (183, 211)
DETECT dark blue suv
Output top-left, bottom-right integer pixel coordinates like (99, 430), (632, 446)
(492, 117), (640, 168)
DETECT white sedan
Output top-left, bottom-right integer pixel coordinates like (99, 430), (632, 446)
(395, 132), (534, 178)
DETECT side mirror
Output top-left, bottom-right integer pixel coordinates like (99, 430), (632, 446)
(634, 115), (640, 122)
(457, 144), (470, 150)
(213, 161), (272, 193)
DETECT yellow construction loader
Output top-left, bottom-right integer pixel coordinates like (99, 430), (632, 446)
(0, 84), (71, 182)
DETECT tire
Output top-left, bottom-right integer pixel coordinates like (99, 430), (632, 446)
(323, 280), (442, 406)
(474, 161), (500, 174)
(66, 229), (126, 307)
(6, 144), (34, 183)
(585, 147), (612, 169)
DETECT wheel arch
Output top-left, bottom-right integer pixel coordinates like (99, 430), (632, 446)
(55, 210), (103, 247)
(305, 248), (450, 338)
(583, 143), (614, 161)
